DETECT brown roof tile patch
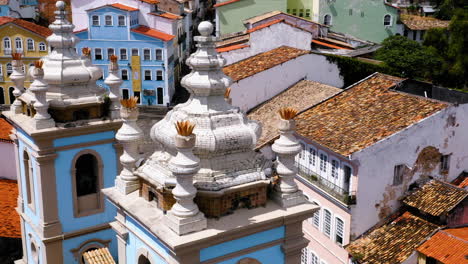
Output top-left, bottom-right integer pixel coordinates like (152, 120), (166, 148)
(347, 211), (440, 264)
(403, 180), (467, 217)
(0, 179), (20, 238)
(401, 14), (450, 30)
(82, 247), (116, 264)
(417, 227), (468, 264)
(223, 46), (309, 82)
(0, 17), (52, 37)
(0, 118), (13, 142)
(248, 80), (341, 147)
(295, 73), (448, 156)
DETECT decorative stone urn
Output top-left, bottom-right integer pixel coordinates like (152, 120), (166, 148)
(104, 55), (122, 119)
(29, 61), (55, 129)
(116, 98), (143, 194)
(9, 55), (25, 114)
(271, 108), (307, 207)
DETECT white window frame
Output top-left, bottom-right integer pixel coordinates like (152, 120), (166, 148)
(15, 37), (23, 51)
(155, 49), (163, 60)
(299, 142), (306, 159)
(331, 159), (339, 179)
(156, 70), (163, 81)
(121, 69), (129, 80)
(92, 15), (100, 26)
(324, 14), (332, 26)
(131, 48), (139, 56)
(3, 37), (11, 50)
(6, 63), (12, 76)
(94, 48), (102, 60)
(38, 42), (46, 51)
(309, 147), (317, 168)
(319, 152), (328, 173)
(322, 208), (332, 238)
(120, 48), (128, 60)
(144, 70), (152, 81)
(393, 164), (405, 185)
(440, 154), (451, 172)
(143, 49), (151, 60)
(118, 15), (126, 26)
(26, 38), (34, 51)
(383, 14), (392, 27)
(311, 200), (321, 229)
(301, 247), (309, 264)
(334, 215), (345, 246)
(105, 15), (113, 26)
(310, 250), (319, 264)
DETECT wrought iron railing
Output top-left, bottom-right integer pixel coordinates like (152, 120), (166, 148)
(295, 162), (356, 205)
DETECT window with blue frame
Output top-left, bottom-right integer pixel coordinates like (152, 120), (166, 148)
(143, 49), (151, 60)
(131, 48), (139, 56)
(94, 48), (102, 60)
(107, 48), (114, 59)
(144, 70), (151, 80)
(118, 15), (126, 26)
(105, 15), (112, 26)
(120, 48), (127, 60)
(155, 49), (163, 60)
(121, 69), (129, 80)
(92, 15), (99, 26)
(156, 70), (163, 81)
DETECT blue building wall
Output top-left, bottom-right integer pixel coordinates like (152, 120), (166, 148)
(62, 228), (118, 263)
(24, 221), (44, 264)
(75, 5), (174, 106)
(0, 5), (9, 16)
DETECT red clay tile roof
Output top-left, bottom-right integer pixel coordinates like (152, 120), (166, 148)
(109, 3), (139, 12)
(0, 179), (20, 238)
(214, 0), (242, 8)
(0, 118), (13, 142)
(82, 247), (116, 264)
(400, 14), (450, 30)
(149, 12), (182, 20)
(131, 25), (175, 41)
(417, 227), (468, 264)
(246, 19), (283, 33)
(216, 44), (249, 53)
(140, 0), (160, 4)
(312, 39), (352, 50)
(347, 211), (440, 264)
(222, 46), (309, 82)
(0, 17), (52, 38)
(403, 180), (467, 217)
(294, 73), (448, 156)
(458, 177), (468, 188)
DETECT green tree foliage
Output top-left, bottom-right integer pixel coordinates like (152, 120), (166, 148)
(375, 35), (442, 79)
(432, 0), (466, 20)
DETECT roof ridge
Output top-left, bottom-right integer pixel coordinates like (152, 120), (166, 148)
(439, 229), (468, 243)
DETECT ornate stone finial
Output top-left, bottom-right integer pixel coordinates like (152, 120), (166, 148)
(198, 21), (214, 36)
(29, 61), (55, 129)
(115, 97), (143, 194)
(9, 53), (25, 114)
(271, 107), (306, 207)
(48, 0), (77, 51)
(165, 121), (207, 235)
(105, 55), (122, 119)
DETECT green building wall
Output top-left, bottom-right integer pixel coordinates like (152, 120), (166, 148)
(286, 0), (313, 20)
(317, 0), (399, 43)
(217, 0), (286, 35)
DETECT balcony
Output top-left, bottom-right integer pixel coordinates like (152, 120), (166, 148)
(4, 49), (12, 56)
(295, 162), (356, 205)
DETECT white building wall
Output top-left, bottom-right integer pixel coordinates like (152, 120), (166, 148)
(350, 104), (468, 237)
(230, 53), (343, 112)
(0, 142), (17, 180)
(222, 22), (312, 65)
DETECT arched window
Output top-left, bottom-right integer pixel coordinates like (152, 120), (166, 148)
(0, 87), (4, 104)
(6, 63), (12, 76)
(15, 37), (23, 52)
(8, 87), (14, 104)
(324, 14), (332, 26)
(138, 255), (151, 264)
(3, 37), (11, 52)
(27, 38), (34, 51)
(384, 14), (392, 26)
(73, 152), (103, 216)
(23, 151), (35, 210)
(38, 42), (46, 51)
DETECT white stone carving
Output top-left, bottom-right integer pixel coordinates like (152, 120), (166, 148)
(104, 59), (122, 120)
(9, 59), (25, 114)
(271, 118), (306, 207)
(29, 65), (55, 129)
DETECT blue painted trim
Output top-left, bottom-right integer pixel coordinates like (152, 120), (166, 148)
(53, 131), (115, 147)
(125, 215), (171, 256)
(200, 226), (285, 261)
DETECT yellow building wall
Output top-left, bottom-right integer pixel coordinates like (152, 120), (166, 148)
(0, 23), (49, 104)
(131, 55), (141, 92)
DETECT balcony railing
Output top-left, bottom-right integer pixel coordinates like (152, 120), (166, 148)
(4, 49), (12, 55)
(295, 162), (356, 205)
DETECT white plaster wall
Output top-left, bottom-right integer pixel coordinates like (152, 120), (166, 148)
(0, 142), (17, 180)
(350, 104), (468, 237)
(229, 53), (343, 112)
(147, 15), (176, 35)
(222, 22), (312, 65)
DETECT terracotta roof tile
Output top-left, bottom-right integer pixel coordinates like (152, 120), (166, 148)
(0, 0), (8, 5)
(109, 3), (139, 12)
(149, 12), (182, 20)
(248, 80), (341, 147)
(347, 212), (440, 264)
(417, 227), (468, 264)
(0, 17), (52, 38)
(0, 118), (13, 142)
(140, 0), (160, 4)
(214, 0), (242, 8)
(82, 247), (116, 264)
(458, 177), (468, 188)
(0, 179), (20, 238)
(131, 25), (175, 41)
(294, 73), (448, 156)
(401, 15), (450, 30)
(216, 44), (249, 53)
(223, 46), (309, 82)
(403, 180), (467, 217)
(246, 19), (284, 33)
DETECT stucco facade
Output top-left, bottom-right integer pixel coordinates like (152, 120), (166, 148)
(0, 141), (16, 179)
(4, 0), (38, 20)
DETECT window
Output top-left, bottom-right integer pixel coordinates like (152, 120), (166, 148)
(361, 11), (365, 17)
(323, 209), (332, 237)
(27, 38), (34, 51)
(38, 42), (46, 51)
(107, 48), (114, 59)
(311, 252), (319, 264)
(144, 70), (151, 80)
(335, 217), (344, 245)
(305, 9), (311, 17)
(420, 30), (425, 40)
(299, 9), (304, 17)
(320, 153), (328, 172)
(122, 89), (129, 99)
(292, 9), (297, 16)
(157, 87), (163, 104)
(121, 69), (129, 80)
(384, 14), (392, 26)
(15, 37), (22, 51)
(309, 148), (316, 166)
(299, 143), (305, 159)
(138, 255), (151, 264)
(156, 70), (163, 81)
(440, 154), (451, 172)
(143, 49), (150, 60)
(3, 37), (11, 50)
(74, 152), (102, 216)
(105, 15), (112, 26)
(413, 31), (417, 41)
(8, 87), (14, 104)
(404, 29), (408, 37)
(287, 9), (290, 14)
(301, 248), (308, 264)
(23, 151), (34, 208)
(131, 48), (139, 56)
(331, 160), (339, 178)
(324, 14), (332, 25)
(349, 9), (353, 16)
(92, 15), (99, 26)
(134, 91), (141, 103)
(118, 15), (126, 26)
(6, 63), (12, 76)
(343, 165), (352, 192)
(155, 49), (163, 60)
(312, 207), (320, 228)
(94, 48), (102, 60)
(120, 48), (127, 60)
(0, 87), (4, 104)
(393, 164), (404, 185)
